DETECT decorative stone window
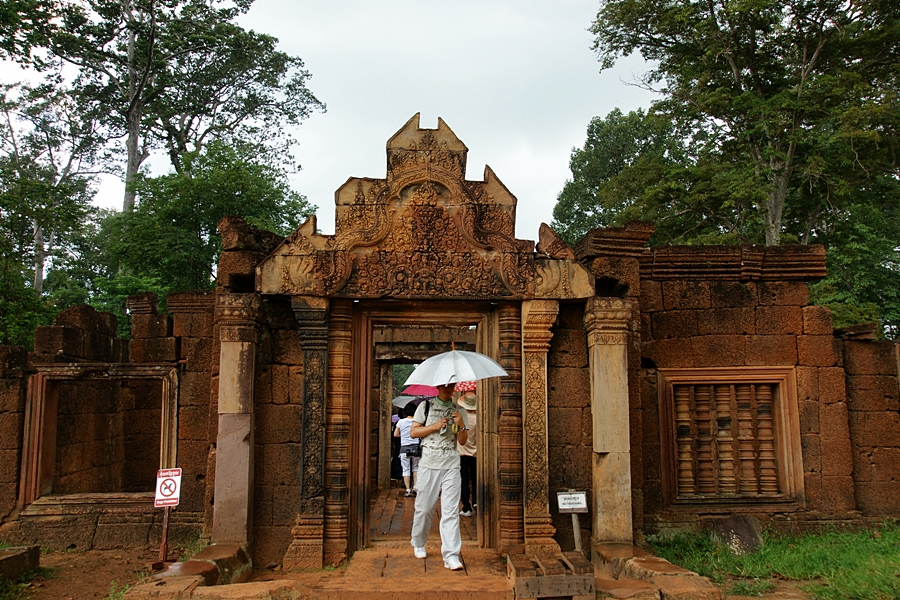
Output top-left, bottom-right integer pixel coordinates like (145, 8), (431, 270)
(18, 364), (178, 515)
(658, 367), (804, 506)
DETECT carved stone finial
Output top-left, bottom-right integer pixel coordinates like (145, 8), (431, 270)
(536, 223), (575, 260)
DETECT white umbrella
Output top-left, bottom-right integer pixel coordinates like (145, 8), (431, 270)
(403, 350), (508, 387)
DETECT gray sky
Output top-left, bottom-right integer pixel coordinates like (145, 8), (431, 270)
(235, 0), (656, 240)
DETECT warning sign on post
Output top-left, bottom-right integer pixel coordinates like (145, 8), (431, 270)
(557, 490), (588, 513)
(155, 468), (182, 507)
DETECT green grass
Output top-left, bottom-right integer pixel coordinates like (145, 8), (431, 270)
(0, 567), (55, 600)
(175, 536), (207, 562)
(647, 520), (900, 599)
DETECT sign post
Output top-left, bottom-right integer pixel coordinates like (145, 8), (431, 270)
(155, 468), (182, 562)
(557, 490), (588, 553)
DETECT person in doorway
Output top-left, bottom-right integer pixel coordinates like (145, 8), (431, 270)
(454, 382), (477, 517)
(409, 383), (469, 571)
(393, 404), (419, 497)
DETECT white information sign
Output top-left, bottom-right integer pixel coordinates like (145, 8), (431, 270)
(155, 468), (182, 508)
(557, 490), (588, 514)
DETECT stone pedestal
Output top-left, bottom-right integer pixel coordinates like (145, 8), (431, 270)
(211, 294), (259, 546)
(521, 300), (560, 554)
(584, 297), (633, 542)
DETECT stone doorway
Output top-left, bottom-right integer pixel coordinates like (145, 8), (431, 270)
(348, 301), (498, 554)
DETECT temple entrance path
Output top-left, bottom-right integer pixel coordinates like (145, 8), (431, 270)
(368, 487), (477, 543)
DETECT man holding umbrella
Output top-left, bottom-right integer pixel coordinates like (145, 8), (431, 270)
(405, 348), (507, 571)
(409, 383), (469, 570)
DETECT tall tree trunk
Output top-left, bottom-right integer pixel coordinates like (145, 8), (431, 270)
(33, 220), (44, 293)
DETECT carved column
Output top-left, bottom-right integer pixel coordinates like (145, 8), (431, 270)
(498, 302), (525, 555)
(584, 297), (633, 542)
(283, 296), (329, 569)
(212, 293), (260, 545)
(324, 300), (352, 565)
(521, 300), (560, 554)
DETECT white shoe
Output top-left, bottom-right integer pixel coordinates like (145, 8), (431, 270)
(459, 509), (472, 517)
(413, 546), (426, 559)
(444, 556), (464, 571)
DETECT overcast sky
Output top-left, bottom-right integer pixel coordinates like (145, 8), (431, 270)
(233, 0), (656, 240)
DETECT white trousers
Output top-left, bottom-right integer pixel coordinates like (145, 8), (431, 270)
(410, 466), (462, 562)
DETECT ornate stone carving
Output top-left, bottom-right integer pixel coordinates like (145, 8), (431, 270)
(521, 300), (559, 553)
(534, 258), (594, 299)
(324, 301), (352, 566)
(283, 296), (329, 569)
(498, 303), (525, 555)
(536, 223), (575, 260)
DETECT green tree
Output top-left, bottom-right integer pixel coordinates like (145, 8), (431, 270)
(48, 0), (323, 211)
(590, 0), (900, 245)
(106, 141), (315, 294)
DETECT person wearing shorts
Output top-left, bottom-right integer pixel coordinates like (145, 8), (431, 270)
(393, 404), (419, 496)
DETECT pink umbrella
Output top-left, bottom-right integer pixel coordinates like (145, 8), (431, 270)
(403, 384), (439, 396)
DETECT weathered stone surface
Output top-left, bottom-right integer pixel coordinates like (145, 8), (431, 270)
(847, 375), (900, 412)
(795, 367), (818, 402)
(852, 447), (900, 482)
(130, 337), (179, 362)
(180, 337), (213, 370)
(820, 475), (856, 511)
(549, 407), (584, 446)
(709, 281), (758, 308)
(821, 437), (854, 476)
(54, 304), (117, 336)
(251, 525), (292, 569)
(819, 402), (849, 442)
(193, 579), (306, 599)
(171, 311), (215, 340)
(755, 306), (803, 335)
(799, 401), (820, 434)
(33, 326), (83, 358)
(849, 411), (900, 447)
(696, 308), (755, 336)
(640, 281), (663, 312)
(690, 336), (746, 367)
(622, 557), (694, 579)
(650, 311), (698, 339)
(801, 434), (821, 473)
(255, 404), (302, 445)
(745, 335), (797, 366)
(844, 341), (899, 375)
(643, 339), (694, 368)
(661, 281), (710, 311)
(595, 577), (660, 599)
(797, 336), (842, 367)
(819, 368), (848, 403)
(803, 305), (833, 335)
(549, 329), (589, 368)
(131, 314), (172, 339)
(650, 574), (723, 599)
(155, 560), (219, 586)
(855, 481), (900, 515)
(0, 546), (39, 582)
(758, 281), (808, 306)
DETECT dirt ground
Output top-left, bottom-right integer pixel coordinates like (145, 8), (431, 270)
(18, 546), (347, 600)
(15, 546), (813, 600)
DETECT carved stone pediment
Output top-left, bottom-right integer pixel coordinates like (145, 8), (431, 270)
(257, 114), (592, 300)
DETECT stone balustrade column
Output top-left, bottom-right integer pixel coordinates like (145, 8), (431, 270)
(584, 297), (633, 542)
(521, 299), (560, 554)
(283, 296), (329, 569)
(212, 293), (260, 545)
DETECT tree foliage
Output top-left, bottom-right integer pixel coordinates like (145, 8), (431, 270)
(590, 0), (900, 245)
(106, 141), (315, 294)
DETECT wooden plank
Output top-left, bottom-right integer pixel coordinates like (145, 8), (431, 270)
(561, 551), (593, 574)
(514, 574), (594, 598)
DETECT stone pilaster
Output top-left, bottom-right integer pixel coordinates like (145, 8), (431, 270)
(498, 302), (525, 555)
(283, 296), (329, 569)
(212, 293), (259, 546)
(584, 297), (633, 542)
(521, 300), (560, 554)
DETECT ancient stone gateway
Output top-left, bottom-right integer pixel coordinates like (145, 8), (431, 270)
(238, 113), (617, 566)
(4, 114), (900, 577)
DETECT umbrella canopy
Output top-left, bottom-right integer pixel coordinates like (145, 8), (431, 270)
(391, 395), (426, 409)
(403, 384), (439, 396)
(404, 350), (508, 387)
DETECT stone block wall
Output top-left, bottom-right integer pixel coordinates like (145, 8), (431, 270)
(251, 298), (304, 567)
(0, 346), (27, 521)
(547, 302), (592, 550)
(639, 275), (858, 530)
(34, 305), (126, 363)
(845, 341), (900, 516)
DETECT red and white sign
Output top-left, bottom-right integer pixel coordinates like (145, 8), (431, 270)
(155, 468), (182, 507)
